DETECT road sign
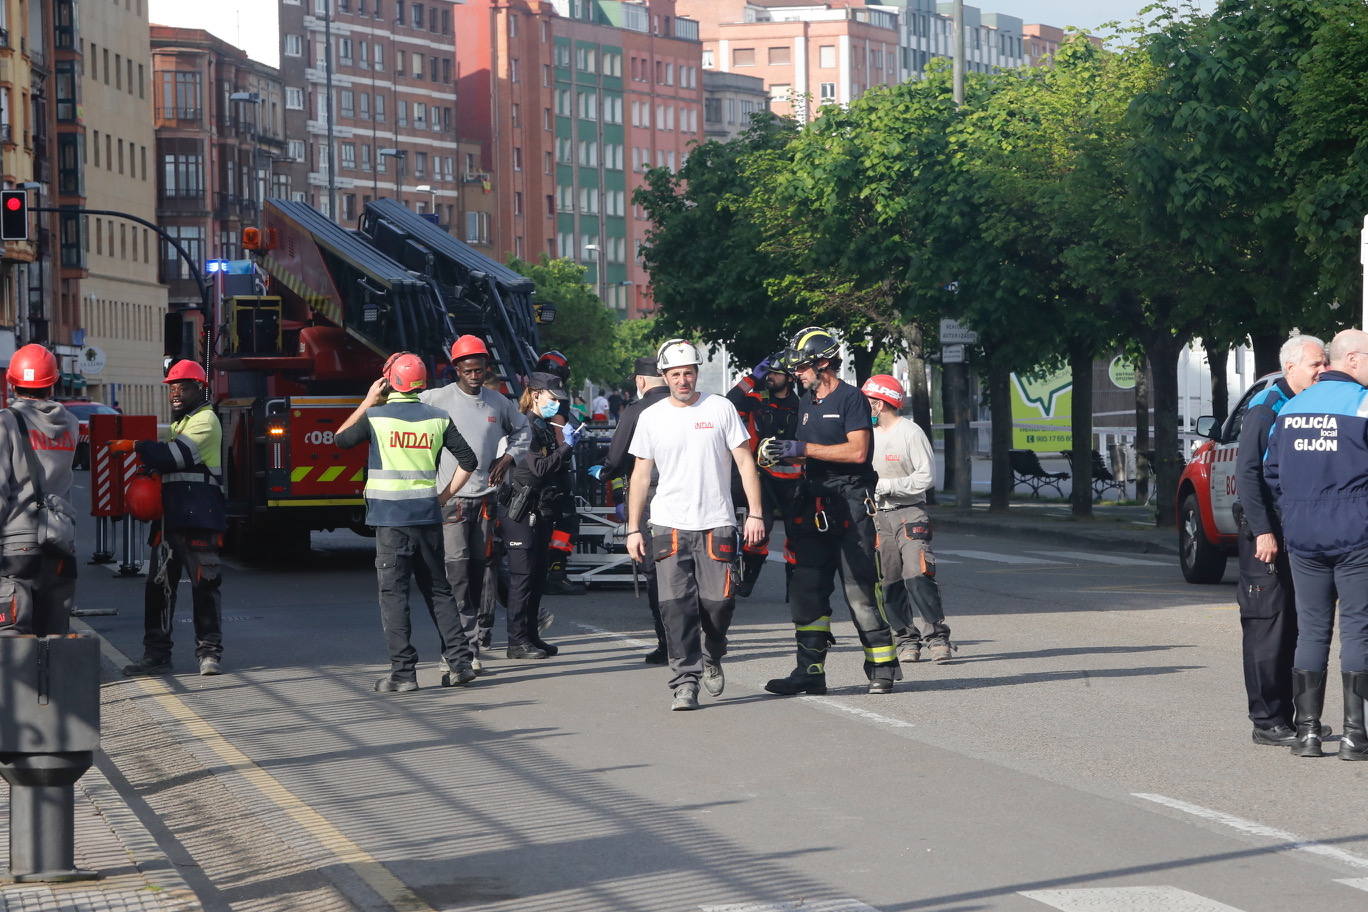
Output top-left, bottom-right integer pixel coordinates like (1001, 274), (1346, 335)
(942, 344), (966, 364)
(939, 319), (978, 345)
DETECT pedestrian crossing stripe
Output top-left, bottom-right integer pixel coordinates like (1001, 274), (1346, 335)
(938, 549), (1064, 565)
(1027, 550), (1167, 567)
(1020, 886), (1244, 911)
(700, 902), (880, 912)
(1336, 877), (1368, 892)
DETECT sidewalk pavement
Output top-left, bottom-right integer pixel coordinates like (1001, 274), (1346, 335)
(928, 498), (1178, 556)
(0, 761), (201, 912)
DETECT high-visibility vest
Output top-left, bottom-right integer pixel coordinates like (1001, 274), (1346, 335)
(362, 392), (451, 526)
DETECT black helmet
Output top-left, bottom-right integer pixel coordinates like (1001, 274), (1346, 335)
(767, 350), (797, 376)
(536, 350), (570, 381)
(787, 327), (840, 366)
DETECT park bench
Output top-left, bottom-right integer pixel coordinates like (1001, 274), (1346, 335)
(1089, 449), (1127, 502)
(1010, 449), (1070, 498)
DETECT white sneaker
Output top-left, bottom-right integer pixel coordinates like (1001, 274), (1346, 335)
(199, 656), (223, 676)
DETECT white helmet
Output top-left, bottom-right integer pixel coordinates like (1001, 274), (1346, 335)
(657, 338), (702, 372)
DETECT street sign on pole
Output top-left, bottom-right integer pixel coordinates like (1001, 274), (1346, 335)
(939, 319), (978, 345)
(942, 344), (966, 364)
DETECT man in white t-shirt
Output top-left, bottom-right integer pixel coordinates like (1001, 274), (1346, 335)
(591, 391), (611, 420)
(627, 339), (766, 711)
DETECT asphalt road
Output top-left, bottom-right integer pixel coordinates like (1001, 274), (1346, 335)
(69, 473), (1368, 912)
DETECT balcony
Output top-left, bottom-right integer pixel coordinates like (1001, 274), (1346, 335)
(157, 107), (202, 124)
(159, 188), (207, 213)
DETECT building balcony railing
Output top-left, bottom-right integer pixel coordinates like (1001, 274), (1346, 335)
(159, 189), (207, 212)
(157, 107), (202, 123)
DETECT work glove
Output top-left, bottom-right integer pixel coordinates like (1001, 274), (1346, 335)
(107, 439), (136, 454)
(749, 356), (774, 383)
(758, 437), (805, 464)
(561, 423), (581, 448)
(587, 464), (607, 480)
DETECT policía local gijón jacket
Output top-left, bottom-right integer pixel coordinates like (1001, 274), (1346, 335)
(1264, 370), (1368, 559)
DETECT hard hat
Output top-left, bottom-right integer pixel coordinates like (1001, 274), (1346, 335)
(657, 338), (702, 373)
(125, 474), (163, 521)
(163, 359), (208, 384)
(383, 351), (427, 393)
(6, 344), (58, 388)
(449, 334), (490, 362)
(787, 327), (841, 365)
(537, 350), (570, 381)
(861, 374), (904, 409)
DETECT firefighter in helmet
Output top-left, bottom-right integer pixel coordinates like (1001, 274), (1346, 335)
(118, 359), (229, 677)
(759, 327), (900, 696)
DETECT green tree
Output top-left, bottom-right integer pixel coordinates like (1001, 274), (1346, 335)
(510, 256), (617, 388)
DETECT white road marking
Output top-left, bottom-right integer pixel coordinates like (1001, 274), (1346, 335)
(1027, 550), (1167, 567)
(939, 549), (1063, 565)
(799, 696), (915, 729)
(701, 901), (880, 912)
(1020, 886), (1244, 911)
(1336, 877), (1368, 892)
(1133, 793), (1368, 871)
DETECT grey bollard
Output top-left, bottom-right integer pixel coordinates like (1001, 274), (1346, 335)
(0, 635), (101, 883)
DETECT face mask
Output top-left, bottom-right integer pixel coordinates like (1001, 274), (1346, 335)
(539, 400), (561, 419)
(871, 415), (879, 427)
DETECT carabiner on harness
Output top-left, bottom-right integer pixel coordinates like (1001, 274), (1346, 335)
(864, 493), (877, 517)
(813, 496), (829, 532)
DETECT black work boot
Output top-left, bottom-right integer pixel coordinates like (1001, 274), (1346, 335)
(1291, 668), (1327, 758)
(867, 664), (896, 695)
(544, 562), (585, 596)
(1339, 671), (1368, 761)
(764, 663), (827, 696)
(736, 553), (767, 598)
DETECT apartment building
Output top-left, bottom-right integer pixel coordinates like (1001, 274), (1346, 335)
(81, 0), (167, 417)
(151, 27), (287, 319)
(702, 70), (769, 142)
(277, 0), (475, 231)
(0, 0), (45, 363)
(681, 0), (900, 121)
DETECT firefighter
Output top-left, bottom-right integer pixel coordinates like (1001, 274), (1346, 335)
(760, 328), (899, 696)
(535, 349), (584, 596)
(421, 334), (530, 668)
(502, 371), (582, 658)
(118, 360), (229, 677)
(626, 339), (766, 710)
(726, 351), (801, 597)
(0, 344), (79, 637)
(334, 352), (480, 692)
(863, 374), (955, 664)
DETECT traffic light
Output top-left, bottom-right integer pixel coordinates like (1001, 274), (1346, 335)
(0, 189), (28, 241)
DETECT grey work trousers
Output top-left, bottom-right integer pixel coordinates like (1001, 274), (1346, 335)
(441, 494), (496, 653)
(874, 504), (949, 646)
(0, 548), (76, 638)
(652, 524), (737, 690)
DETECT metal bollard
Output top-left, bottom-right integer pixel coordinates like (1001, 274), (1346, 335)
(116, 517), (143, 577)
(0, 635), (101, 882)
(88, 516), (115, 565)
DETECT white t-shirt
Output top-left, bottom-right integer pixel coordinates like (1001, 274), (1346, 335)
(591, 394), (610, 416)
(629, 392), (749, 531)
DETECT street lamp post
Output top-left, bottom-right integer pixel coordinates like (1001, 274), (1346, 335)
(378, 148), (406, 202)
(583, 243), (605, 304)
(414, 183), (437, 217)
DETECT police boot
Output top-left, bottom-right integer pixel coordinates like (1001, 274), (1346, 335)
(736, 553), (767, 598)
(765, 627), (829, 695)
(1291, 668), (1327, 758)
(1339, 671), (1368, 761)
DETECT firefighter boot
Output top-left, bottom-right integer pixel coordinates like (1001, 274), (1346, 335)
(1339, 671), (1368, 761)
(867, 664), (897, 695)
(736, 552), (767, 598)
(765, 625), (830, 696)
(1291, 668), (1327, 758)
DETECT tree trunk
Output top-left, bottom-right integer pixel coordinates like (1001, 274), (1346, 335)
(1069, 344), (1094, 518)
(850, 343), (878, 386)
(1208, 342), (1230, 428)
(941, 361), (955, 495)
(1134, 352), (1151, 505)
(987, 355), (1012, 513)
(1147, 334), (1187, 527)
(904, 325), (933, 439)
(1251, 332), (1281, 377)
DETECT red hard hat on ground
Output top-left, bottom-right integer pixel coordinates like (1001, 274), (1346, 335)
(449, 334), (490, 362)
(383, 352), (427, 393)
(861, 374), (904, 409)
(125, 474), (163, 521)
(7, 344), (58, 388)
(164, 359), (208, 384)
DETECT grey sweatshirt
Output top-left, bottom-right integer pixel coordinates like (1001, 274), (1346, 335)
(0, 398), (78, 548)
(872, 417), (935, 509)
(420, 383), (530, 497)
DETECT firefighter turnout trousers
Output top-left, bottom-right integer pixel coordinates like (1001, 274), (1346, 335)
(785, 487), (897, 676)
(875, 505), (949, 646)
(652, 525), (738, 690)
(442, 494), (497, 652)
(375, 524), (473, 681)
(1235, 521), (1298, 728)
(144, 528), (223, 661)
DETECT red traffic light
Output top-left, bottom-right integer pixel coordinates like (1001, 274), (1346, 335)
(5, 197), (20, 211)
(0, 189), (26, 241)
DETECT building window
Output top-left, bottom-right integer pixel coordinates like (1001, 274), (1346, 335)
(286, 86), (304, 110)
(162, 226), (204, 280)
(733, 48), (755, 67)
(375, 94), (386, 122)
(55, 61), (79, 122)
(359, 92), (370, 119)
(819, 45), (836, 68)
(341, 143), (356, 168)
(285, 34), (303, 56)
(512, 147), (522, 171)
(769, 46), (791, 66)
(820, 82), (836, 101)
(704, 97), (721, 124)
(340, 90), (354, 117)
(160, 139), (205, 199)
(288, 139), (306, 161)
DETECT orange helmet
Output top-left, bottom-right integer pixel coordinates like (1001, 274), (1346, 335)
(861, 374), (904, 409)
(7, 344), (58, 388)
(125, 474), (163, 521)
(449, 334), (490, 362)
(383, 352), (427, 393)
(164, 359), (208, 384)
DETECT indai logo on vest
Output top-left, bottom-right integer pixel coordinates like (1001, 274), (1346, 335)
(1285, 414), (1339, 451)
(388, 430), (434, 449)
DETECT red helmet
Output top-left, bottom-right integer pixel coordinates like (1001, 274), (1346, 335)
(449, 334), (490, 362)
(536, 350), (570, 381)
(125, 474), (163, 521)
(383, 352), (427, 393)
(164, 359), (208, 384)
(861, 374), (904, 409)
(7, 344), (58, 388)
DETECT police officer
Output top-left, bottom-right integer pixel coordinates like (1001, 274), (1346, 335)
(335, 352), (480, 692)
(421, 334), (530, 667)
(0, 344), (79, 638)
(1235, 335), (1326, 746)
(120, 360), (229, 677)
(760, 328), (900, 696)
(1265, 329), (1368, 758)
(597, 356), (672, 663)
(726, 352), (801, 597)
(535, 350), (584, 596)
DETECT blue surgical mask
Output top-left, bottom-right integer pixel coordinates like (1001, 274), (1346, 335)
(871, 415), (879, 427)
(539, 400), (561, 419)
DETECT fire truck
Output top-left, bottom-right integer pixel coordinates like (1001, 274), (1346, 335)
(208, 199), (546, 555)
